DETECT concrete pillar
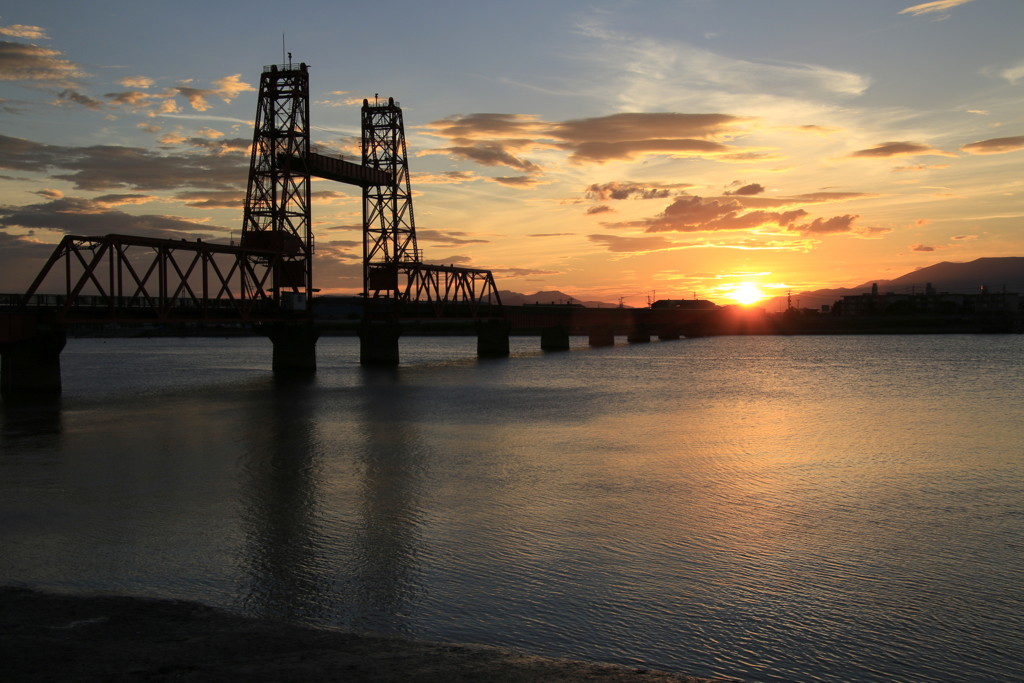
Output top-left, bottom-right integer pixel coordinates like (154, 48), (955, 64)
(588, 326), (615, 347)
(476, 319), (510, 358)
(359, 321), (400, 366)
(267, 323), (319, 373)
(0, 328), (67, 397)
(627, 325), (651, 343)
(540, 325), (570, 351)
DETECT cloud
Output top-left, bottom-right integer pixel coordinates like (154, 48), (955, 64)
(0, 25), (49, 39)
(0, 197), (229, 240)
(423, 110), (753, 170)
(413, 170), (479, 185)
(56, 89), (102, 109)
(578, 19), (870, 100)
(724, 182), (765, 196)
(173, 190), (245, 209)
(600, 190), (872, 240)
(421, 113), (545, 140)
(492, 266), (560, 278)
(799, 124), (842, 135)
(856, 226), (892, 238)
(415, 229), (489, 245)
(911, 243), (936, 251)
(996, 62), (1024, 84)
(586, 205), (614, 215)
(119, 75), (154, 89)
(175, 74), (254, 111)
(552, 112), (744, 163)
(92, 193), (157, 207)
(443, 143), (541, 172)
(620, 194), (807, 234)
(584, 181), (682, 201)
(791, 214), (858, 235)
(0, 134), (247, 191)
(850, 141), (953, 158)
(0, 40), (86, 87)
(899, 0), (976, 16)
(961, 136), (1024, 155)
(0, 230), (63, 290)
(491, 175), (542, 187)
(588, 233), (677, 253)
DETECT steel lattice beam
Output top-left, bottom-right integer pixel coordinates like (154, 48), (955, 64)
(20, 234), (284, 323)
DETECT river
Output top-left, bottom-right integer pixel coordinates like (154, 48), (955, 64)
(2, 334), (1022, 681)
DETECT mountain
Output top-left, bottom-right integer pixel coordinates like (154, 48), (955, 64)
(765, 257), (1024, 311)
(495, 290), (625, 308)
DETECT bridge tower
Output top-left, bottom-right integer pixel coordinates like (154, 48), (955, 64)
(361, 96), (419, 302)
(241, 62), (313, 308)
(357, 96), (506, 363)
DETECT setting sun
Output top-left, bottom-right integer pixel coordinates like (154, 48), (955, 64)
(729, 283), (766, 306)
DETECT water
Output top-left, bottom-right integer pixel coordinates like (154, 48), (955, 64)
(2, 334), (1022, 682)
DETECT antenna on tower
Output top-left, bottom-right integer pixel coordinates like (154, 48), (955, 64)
(282, 33), (286, 65)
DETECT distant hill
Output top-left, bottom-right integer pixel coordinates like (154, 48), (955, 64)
(495, 290), (625, 308)
(765, 257), (1024, 311)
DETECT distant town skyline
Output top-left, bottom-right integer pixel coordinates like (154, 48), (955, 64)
(1, 0), (1022, 306)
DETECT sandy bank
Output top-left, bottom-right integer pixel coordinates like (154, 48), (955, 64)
(1, 587), (730, 682)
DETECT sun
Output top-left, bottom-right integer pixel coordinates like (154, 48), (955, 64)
(729, 282), (766, 306)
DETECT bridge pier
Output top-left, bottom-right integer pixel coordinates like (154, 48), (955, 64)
(540, 325), (570, 351)
(658, 329), (681, 341)
(0, 327), (67, 397)
(476, 319), (510, 358)
(627, 325), (651, 343)
(588, 326), (615, 347)
(266, 322), (319, 373)
(360, 321), (401, 366)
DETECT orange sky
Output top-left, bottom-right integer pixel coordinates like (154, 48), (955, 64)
(1, 0), (1022, 307)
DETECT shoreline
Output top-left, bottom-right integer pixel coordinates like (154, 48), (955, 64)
(0, 586), (727, 682)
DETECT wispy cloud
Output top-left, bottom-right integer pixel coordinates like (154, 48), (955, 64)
(961, 136), (1024, 155)
(0, 24), (49, 39)
(573, 19), (871, 116)
(849, 141), (954, 158)
(899, 0), (976, 17)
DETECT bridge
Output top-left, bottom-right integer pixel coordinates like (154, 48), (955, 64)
(0, 61), (718, 396)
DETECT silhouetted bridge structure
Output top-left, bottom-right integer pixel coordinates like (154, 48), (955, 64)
(0, 61), (717, 397)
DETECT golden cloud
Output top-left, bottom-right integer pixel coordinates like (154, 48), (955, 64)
(422, 110), (753, 170)
(119, 75), (154, 89)
(584, 182), (683, 201)
(588, 233), (677, 253)
(899, 0), (976, 16)
(960, 136), (1024, 155)
(0, 25), (48, 39)
(491, 175), (542, 187)
(175, 74), (255, 111)
(850, 141), (953, 158)
(0, 41), (86, 87)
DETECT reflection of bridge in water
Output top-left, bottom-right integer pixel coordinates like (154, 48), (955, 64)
(0, 60), (723, 397)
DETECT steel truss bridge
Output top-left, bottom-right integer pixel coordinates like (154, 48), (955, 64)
(8, 61), (502, 330)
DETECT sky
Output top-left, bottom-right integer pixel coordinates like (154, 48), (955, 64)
(1, 0), (1022, 307)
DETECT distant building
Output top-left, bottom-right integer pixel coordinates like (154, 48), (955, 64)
(838, 283), (1021, 317)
